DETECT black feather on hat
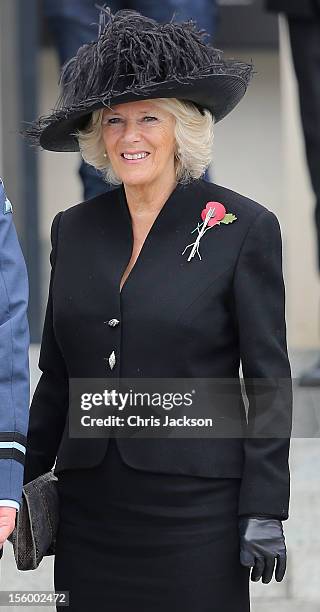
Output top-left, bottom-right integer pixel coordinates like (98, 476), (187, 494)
(21, 4), (256, 152)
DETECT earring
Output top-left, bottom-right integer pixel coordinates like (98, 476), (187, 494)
(103, 153), (107, 158)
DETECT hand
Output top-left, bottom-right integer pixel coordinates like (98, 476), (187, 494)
(0, 507), (17, 559)
(239, 516), (287, 583)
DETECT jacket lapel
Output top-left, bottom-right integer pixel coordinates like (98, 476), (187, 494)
(115, 180), (190, 296)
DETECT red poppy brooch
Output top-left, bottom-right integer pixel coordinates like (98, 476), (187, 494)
(182, 201), (237, 261)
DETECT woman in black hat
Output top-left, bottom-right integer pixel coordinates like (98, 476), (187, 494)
(23, 6), (292, 611)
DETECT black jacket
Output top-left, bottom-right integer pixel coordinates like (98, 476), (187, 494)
(266, 0), (320, 17)
(23, 178), (292, 520)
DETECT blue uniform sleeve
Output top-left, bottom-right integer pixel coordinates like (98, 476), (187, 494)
(0, 177), (30, 508)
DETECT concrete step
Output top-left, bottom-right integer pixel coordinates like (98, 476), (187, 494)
(252, 600), (320, 612)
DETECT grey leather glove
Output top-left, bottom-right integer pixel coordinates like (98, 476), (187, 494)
(239, 516), (287, 583)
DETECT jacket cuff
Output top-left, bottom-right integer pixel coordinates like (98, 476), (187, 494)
(0, 431), (27, 463)
(0, 457), (24, 506)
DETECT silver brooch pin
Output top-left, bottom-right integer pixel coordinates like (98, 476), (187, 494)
(182, 201), (237, 261)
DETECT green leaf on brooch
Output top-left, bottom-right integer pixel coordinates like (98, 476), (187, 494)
(221, 213), (237, 224)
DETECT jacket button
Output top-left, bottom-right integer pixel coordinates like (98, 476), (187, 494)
(106, 319), (120, 327)
(106, 351), (116, 370)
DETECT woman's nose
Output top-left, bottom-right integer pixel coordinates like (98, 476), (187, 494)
(122, 119), (142, 141)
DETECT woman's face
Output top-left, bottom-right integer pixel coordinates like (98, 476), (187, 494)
(101, 99), (177, 187)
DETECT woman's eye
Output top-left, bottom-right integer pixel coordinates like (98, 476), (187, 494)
(103, 116), (157, 125)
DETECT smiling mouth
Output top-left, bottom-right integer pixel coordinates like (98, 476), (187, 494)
(121, 152), (151, 161)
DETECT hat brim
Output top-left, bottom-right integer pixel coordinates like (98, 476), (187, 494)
(36, 73), (249, 152)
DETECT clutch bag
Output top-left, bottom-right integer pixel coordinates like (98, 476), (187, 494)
(8, 470), (59, 570)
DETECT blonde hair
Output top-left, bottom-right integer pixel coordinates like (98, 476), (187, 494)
(74, 98), (215, 186)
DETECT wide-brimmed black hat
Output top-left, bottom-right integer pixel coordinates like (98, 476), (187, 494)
(22, 5), (255, 152)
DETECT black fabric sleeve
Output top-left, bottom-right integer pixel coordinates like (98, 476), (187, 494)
(231, 209), (292, 520)
(23, 212), (69, 484)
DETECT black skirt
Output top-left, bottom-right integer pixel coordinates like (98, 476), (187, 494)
(54, 437), (250, 612)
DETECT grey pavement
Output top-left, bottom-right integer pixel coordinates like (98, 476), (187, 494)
(0, 346), (319, 611)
